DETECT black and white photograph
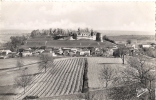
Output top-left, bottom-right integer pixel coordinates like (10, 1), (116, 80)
(0, 1), (155, 100)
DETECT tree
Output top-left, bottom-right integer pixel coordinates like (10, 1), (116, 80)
(145, 74), (155, 100)
(150, 43), (155, 46)
(30, 30), (37, 38)
(99, 65), (115, 88)
(72, 33), (77, 39)
(113, 46), (128, 64)
(39, 54), (53, 73)
(8, 36), (27, 52)
(109, 56), (155, 100)
(126, 40), (131, 44)
(63, 50), (69, 56)
(15, 67), (32, 94)
(4, 41), (15, 51)
(85, 27), (89, 32)
(49, 28), (54, 36)
(125, 57), (155, 99)
(16, 58), (23, 70)
(91, 29), (94, 36)
(108, 82), (137, 100)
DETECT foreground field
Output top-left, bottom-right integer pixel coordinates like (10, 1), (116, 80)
(15, 58), (85, 100)
(0, 57), (39, 100)
(0, 57), (39, 69)
(87, 57), (124, 90)
(0, 57), (39, 86)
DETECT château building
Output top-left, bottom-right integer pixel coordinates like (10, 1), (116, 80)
(74, 28), (102, 41)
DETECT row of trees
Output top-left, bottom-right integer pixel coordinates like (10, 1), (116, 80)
(30, 28), (70, 38)
(30, 28), (94, 38)
(103, 35), (115, 43)
(78, 28), (92, 33)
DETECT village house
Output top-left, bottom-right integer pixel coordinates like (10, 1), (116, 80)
(126, 44), (136, 49)
(142, 44), (151, 48)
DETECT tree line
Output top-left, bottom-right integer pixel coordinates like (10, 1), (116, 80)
(30, 28), (94, 38)
(30, 28), (116, 43)
(103, 35), (115, 43)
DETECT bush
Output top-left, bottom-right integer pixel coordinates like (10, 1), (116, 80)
(23, 96), (39, 100)
(82, 59), (89, 93)
(141, 48), (156, 58)
(145, 48), (156, 58)
(113, 49), (120, 57)
(39, 46), (46, 50)
(72, 33), (77, 39)
(103, 35), (115, 43)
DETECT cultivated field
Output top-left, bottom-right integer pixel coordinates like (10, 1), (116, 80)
(87, 57), (124, 90)
(15, 58), (85, 100)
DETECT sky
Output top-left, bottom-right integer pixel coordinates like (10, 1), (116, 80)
(1, 2), (155, 34)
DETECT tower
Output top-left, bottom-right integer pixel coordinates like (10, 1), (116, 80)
(100, 33), (103, 42)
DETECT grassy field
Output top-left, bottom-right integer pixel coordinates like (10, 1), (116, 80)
(0, 57), (39, 100)
(23, 39), (116, 48)
(0, 57), (39, 85)
(87, 57), (125, 90)
(109, 35), (154, 41)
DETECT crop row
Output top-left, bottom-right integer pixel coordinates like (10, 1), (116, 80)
(15, 58), (85, 99)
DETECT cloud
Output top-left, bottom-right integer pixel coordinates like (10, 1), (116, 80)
(1, 19), (91, 30)
(1, 2), (155, 34)
(39, 3), (95, 16)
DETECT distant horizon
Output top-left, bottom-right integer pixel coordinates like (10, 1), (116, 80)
(0, 29), (154, 36)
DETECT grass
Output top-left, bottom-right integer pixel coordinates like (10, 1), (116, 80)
(38, 89), (109, 100)
(0, 57), (40, 100)
(22, 39), (116, 48)
(109, 35), (154, 41)
(87, 57), (124, 90)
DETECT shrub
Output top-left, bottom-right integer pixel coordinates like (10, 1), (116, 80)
(103, 35), (115, 43)
(23, 96), (39, 100)
(82, 59), (89, 93)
